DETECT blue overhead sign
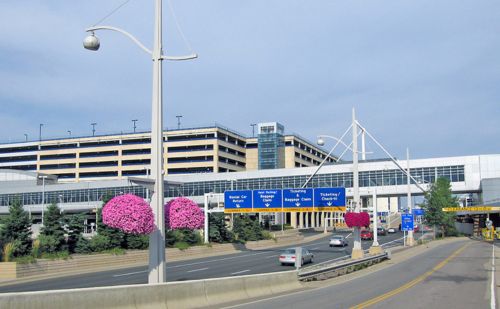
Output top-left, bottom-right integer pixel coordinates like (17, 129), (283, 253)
(314, 187), (346, 211)
(253, 190), (282, 212)
(401, 214), (414, 231)
(413, 209), (425, 216)
(224, 190), (252, 213)
(283, 188), (314, 211)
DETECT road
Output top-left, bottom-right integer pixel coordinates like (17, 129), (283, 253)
(0, 231), (404, 293)
(221, 238), (498, 309)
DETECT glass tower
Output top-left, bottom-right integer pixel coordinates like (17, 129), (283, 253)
(258, 122), (285, 170)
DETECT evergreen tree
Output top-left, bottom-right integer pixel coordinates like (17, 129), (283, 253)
(0, 199), (32, 257)
(39, 203), (67, 253)
(423, 177), (458, 237)
(233, 215), (264, 241)
(96, 192), (125, 249)
(65, 213), (87, 253)
(208, 213), (233, 243)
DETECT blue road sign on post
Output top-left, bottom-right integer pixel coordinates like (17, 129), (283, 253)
(314, 187), (346, 211)
(224, 190), (253, 213)
(283, 188), (314, 212)
(253, 190), (282, 212)
(413, 209), (425, 216)
(401, 214), (414, 231)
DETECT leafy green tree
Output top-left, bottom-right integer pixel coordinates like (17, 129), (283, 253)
(423, 177), (458, 238)
(97, 192), (125, 249)
(65, 213), (87, 253)
(39, 203), (66, 253)
(0, 199), (32, 257)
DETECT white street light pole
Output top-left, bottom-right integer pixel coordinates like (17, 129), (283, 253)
(351, 108), (363, 259)
(372, 189), (379, 246)
(407, 147), (414, 246)
(83, 0), (197, 284)
(41, 176), (46, 226)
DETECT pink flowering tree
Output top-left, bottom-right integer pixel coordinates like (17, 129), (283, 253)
(102, 194), (154, 235)
(344, 212), (370, 228)
(164, 197), (204, 230)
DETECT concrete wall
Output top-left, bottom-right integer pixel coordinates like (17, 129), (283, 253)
(0, 271), (301, 309)
(455, 222), (474, 235)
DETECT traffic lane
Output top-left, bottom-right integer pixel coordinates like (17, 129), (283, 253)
(0, 233), (335, 293)
(226, 239), (471, 309)
(0, 231), (404, 293)
(369, 239), (494, 309)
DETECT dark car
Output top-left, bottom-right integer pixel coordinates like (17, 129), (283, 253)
(360, 229), (373, 240)
(377, 227), (387, 236)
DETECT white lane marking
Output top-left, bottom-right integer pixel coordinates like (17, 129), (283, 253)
(187, 267), (209, 273)
(265, 255), (277, 259)
(491, 242), (496, 309)
(310, 247), (320, 250)
(380, 236), (405, 247)
(113, 270), (147, 277)
(166, 251), (270, 269)
(231, 269), (250, 275)
(345, 233), (352, 238)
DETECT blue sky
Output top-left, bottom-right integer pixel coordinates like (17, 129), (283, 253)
(0, 1), (499, 160)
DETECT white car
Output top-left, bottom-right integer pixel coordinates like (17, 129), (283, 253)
(279, 247), (314, 266)
(387, 227), (396, 233)
(329, 235), (348, 247)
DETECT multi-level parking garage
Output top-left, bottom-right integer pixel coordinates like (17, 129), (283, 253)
(1, 154), (499, 231)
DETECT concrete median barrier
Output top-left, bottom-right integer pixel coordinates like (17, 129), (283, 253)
(0, 271), (301, 309)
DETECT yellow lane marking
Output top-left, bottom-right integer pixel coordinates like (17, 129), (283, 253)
(350, 242), (470, 309)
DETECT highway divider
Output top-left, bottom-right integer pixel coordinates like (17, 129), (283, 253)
(0, 270), (301, 309)
(298, 252), (390, 281)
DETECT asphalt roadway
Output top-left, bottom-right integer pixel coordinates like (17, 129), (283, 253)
(0, 231), (404, 293)
(220, 238), (498, 309)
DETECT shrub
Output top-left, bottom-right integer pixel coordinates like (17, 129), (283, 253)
(32, 239), (41, 258)
(102, 194), (154, 235)
(38, 235), (61, 254)
(165, 197), (204, 230)
(174, 242), (190, 250)
(233, 215), (265, 241)
(125, 234), (149, 250)
(3, 241), (18, 262)
(90, 234), (112, 252)
(75, 235), (92, 254)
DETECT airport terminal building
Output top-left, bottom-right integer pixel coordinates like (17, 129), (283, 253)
(1, 121), (500, 233)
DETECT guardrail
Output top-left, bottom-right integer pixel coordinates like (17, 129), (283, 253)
(298, 251), (390, 281)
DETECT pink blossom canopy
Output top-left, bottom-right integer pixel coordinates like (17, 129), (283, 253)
(344, 212), (370, 228)
(164, 197), (204, 230)
(102, 194), (154, 234)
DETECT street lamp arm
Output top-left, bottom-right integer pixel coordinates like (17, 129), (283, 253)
(86, 26), (152, 55)
(301, 125), (352, 188)
(162, 54), (198, 61)
(318, 134), (371, 155)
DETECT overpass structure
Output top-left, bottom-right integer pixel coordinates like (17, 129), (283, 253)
(1, 154), (499, 230)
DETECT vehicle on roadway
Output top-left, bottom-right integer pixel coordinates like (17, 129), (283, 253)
(329, 235), (348, 247)
(387, 227), (396, 233)
(377, 227), (387, 236)
(279, 247), (314, 266)
(360, 229), (373, 240)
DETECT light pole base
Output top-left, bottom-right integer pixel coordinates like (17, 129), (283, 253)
(369, 245), (383, 255)
(407, 235), (415, 246)
(351, 248), (364, 259)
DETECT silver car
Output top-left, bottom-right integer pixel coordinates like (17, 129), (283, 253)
(329, 235), (348, 247)
(279, 247), (314, 266)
